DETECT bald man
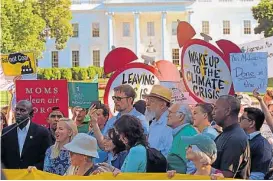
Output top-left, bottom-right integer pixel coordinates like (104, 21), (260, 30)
(1, 100), (52, 170)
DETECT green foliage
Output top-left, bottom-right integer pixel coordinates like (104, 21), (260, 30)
(252, 0), (273, 37)
(1, 0), (72, 57)
(71, 67), (81, 81)
(1, 0), (46, 56)
(79, 68), (88, 80)
(43, 68), (53, 80)
(33, 0), (73, 50)
(60, 68), (72, 80)
(87, 66), (97, 80)
(37, 67), (104, 81)
(51, 68), (61, 80)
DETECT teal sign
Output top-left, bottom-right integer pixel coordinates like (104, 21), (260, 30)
(68, 82), (98, 108)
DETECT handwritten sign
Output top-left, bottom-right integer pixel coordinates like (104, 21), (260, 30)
(239, 36), (273, 77)
(16, 80), (68, 127)
(230, 52), (268, 93)
(182, 41), (232, 103)
(68, 82), (98, 108)
(104, 63), (160, 115)
(0, 52), (36, 76)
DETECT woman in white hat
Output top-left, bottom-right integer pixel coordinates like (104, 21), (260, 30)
(28, 118), (78, 175)
(64, 133), (101, 176)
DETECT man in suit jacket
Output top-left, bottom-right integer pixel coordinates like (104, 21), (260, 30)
(1, 100), (52, 170)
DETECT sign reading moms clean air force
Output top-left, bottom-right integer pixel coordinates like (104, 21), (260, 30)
(182, 40), (232, 103)
(104, 63), (160, 115)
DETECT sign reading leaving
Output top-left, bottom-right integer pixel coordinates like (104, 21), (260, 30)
(230, 52), (268, 93)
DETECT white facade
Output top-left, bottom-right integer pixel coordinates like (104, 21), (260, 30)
(38, 0), (263, 68)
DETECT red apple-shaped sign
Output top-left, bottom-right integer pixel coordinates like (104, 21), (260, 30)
(178, 21), (241, 103)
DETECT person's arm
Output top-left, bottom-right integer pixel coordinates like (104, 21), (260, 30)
(43, 148), (51, 172)
(89, 105), (105, 150)
(253, 89), (273, 132)
(34, 129), (52, 170)
(218, 137), (249, 178)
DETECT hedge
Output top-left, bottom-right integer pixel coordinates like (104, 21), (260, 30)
(37, 66), (106, 81)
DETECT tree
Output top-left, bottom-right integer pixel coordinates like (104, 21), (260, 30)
(252, 0), (273, 37)
(1, 0), (73, 57)
(1, 0), (46, 55)
(33, 0), (73, 50)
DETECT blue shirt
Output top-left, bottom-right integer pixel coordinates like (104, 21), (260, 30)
(202, 126), (219, 140)
(43, 146), (70, 175)
(102, 108), (149, 135)
(248, 131), (267, 180)
(121, 145), (147, 172)
(17, 121), (31, 156)
(148, 110), (173, 157)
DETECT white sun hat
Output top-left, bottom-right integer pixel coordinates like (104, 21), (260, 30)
(64, 133), (99, 158)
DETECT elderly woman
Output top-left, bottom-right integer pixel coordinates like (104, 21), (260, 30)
(167, 134), (222, 178)
(28, 118), (78, 175)
(192, 103), (219, 140)
(64, 133), (101, 176)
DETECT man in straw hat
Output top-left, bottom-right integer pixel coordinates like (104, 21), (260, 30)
(143, 85), (173, 157)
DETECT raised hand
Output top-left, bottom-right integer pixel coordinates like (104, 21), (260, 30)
(89, 104), (98, 125)
(253, 88), (262, 102)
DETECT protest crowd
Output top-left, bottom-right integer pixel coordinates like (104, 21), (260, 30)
(1, 84), (273, 180)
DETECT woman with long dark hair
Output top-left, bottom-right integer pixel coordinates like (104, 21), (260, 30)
(104, 128), (127, 169)
(97, 115), (148, 174)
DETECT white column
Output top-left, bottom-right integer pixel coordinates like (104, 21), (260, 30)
(106, 12), (114, 52)
(134, 12), (140, 58)
(161, 11), (167, 60)
(187, 10), (194, 24)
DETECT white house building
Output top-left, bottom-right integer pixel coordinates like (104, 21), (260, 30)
(38, 0), (263, 68)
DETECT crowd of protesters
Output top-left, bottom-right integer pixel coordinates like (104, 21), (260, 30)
(1, 84), (273, 179)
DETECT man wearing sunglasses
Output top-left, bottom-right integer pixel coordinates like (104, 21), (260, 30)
(47, 107), (64, 143)
(239, 107), (272, 180)
(102, 84), (149, 138)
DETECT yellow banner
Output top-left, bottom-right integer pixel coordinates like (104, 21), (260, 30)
(3, 169), (230, 180)
(0, 52), (36, 76)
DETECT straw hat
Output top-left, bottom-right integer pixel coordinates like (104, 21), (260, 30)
(143, 85), (172, 103)
(64, 133), (99, 158)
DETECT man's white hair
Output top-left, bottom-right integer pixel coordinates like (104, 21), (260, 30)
(191, 145), (217, 166)
(176, 104), (193, 124)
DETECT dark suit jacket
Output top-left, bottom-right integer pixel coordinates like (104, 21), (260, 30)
(1, 122), (52, 170)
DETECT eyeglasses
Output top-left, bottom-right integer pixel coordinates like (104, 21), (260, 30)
(50, 114), (63, 118)
(112, 96), (129, 101)
(239, 116), (253, 123)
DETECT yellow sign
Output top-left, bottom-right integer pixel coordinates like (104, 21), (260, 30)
(0, 52), (36, 76)
(3, 169), (232, 180)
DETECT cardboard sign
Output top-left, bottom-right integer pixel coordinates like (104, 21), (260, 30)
(104, 63), (160, 115)
(230, 52), (268, 93)
(16, 80), (68, 127)
(239, 36), (273, 77)
(160, 81), (197, 105)
(182, 40), (233, 103)
(68, 82), (98, 108)
(1, 52), (36, 76)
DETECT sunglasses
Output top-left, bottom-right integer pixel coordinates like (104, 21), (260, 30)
(112, 96), (129, 101)
(50, 114), (63, 118)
